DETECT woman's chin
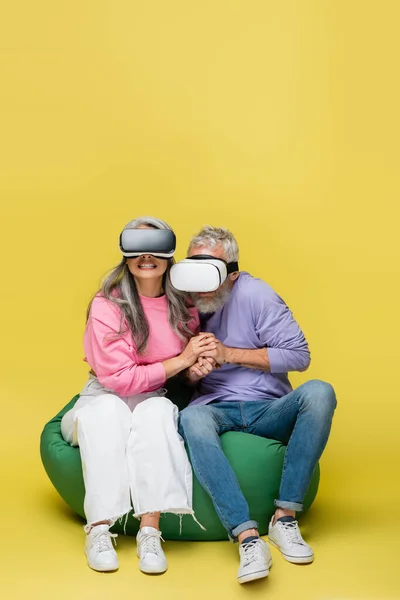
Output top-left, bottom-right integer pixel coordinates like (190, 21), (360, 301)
(134, 269), (160, 278)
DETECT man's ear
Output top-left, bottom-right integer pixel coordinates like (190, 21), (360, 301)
(229, 271), (240, 282)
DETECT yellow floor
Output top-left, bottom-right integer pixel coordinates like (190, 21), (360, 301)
(1, 385), (398, 600)
(1, 0), (399, 597)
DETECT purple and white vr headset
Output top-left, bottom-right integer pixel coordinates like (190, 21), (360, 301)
(170, 255), (239, 293)
(119, 228), (176, 259)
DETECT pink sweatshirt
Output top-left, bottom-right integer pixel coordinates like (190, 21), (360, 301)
(84, 294), (200, 397)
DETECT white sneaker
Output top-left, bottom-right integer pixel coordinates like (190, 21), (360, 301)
(136, 526), (168, 574)
(237, 538), (272, 584)
(84, 524), (119, 572)
(268, 517), (314, 564)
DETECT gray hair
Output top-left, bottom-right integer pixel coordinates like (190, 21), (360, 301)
(188, 225), (239, 263)
(87, 216), (195, 354)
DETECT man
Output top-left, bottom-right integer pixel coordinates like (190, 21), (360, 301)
(179, 226), (337, 584)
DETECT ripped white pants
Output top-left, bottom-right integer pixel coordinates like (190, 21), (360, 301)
(61, 378), (194, 528)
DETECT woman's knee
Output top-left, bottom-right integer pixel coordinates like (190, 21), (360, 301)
(75, 393), (129, 423)
(134, 396), (177, 425)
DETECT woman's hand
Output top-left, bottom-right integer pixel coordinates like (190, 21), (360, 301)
(186, 356), (217, 383)
(179, 333), (217, 369)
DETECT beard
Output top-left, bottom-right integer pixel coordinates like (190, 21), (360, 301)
(192, 280), (232, 314)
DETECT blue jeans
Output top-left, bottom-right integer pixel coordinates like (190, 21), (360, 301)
(179, 380), (337, 540)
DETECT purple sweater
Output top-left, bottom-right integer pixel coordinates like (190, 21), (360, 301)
(191, 272), (310, 405)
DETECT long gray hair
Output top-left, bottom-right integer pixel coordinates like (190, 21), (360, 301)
(87, 216), (196, 354)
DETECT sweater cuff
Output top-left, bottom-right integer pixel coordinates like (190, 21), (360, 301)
(266, 348), (287, 374)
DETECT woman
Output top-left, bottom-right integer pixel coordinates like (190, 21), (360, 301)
(61, 216), (216, 574)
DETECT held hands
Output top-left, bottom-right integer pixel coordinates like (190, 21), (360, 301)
(184, 335), (229, 383)
(179, 333), (218, 369)
(163, 333), (226, 382)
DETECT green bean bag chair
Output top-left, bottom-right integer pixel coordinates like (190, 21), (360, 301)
(40, 381), (320, 540)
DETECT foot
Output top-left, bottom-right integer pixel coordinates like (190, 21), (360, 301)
(237, 537), (272, 584)
(85, 524), (119, 572)
(268, 516), (314, 564)
(136, 526), (168, 574)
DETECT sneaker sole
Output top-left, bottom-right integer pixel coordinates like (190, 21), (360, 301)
(136, 549), (168, 574)
(268, 538), (314, 564)
(237, 559), (272, 584)
(87, 560), (119, 572)
(139, 562), (168, 574)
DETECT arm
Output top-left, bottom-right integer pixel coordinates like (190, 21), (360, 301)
(220, 346), (271, 371)
(85, 298), (217, 395)
(85, 314), (167, 396)
(254, 286), (311, 373)
(202, 283), (310, 373)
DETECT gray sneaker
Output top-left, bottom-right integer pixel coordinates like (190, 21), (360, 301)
(268, 517), (314, 564)
(238, 538), (272, 584)
(85, 524), (119, 572)
(136, 527), (168, 574)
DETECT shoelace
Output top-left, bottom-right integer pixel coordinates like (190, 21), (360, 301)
(241, 540), (264, 567)
(91, 530), (118, 553)
(278, 520), (305, 546)
(140, 531), (165, 557)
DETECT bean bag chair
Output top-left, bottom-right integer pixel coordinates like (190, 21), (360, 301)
(40, 381), (320, 540)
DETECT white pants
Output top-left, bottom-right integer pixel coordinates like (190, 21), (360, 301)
(61, 376), (194, 528)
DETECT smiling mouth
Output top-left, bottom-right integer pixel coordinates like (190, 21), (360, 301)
(138, 264), (157, 269)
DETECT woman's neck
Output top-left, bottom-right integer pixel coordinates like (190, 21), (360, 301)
(135, 278), (164, 298)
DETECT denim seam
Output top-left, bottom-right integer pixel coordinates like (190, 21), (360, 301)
(239, 402), (247, 429)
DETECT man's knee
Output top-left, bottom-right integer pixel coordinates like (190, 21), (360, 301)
(301, 379), (337, 413)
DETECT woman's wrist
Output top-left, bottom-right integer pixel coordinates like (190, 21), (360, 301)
(177, 352), (193, 370)
(162, 355), (190, 379)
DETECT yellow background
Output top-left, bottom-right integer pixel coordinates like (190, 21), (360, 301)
(1, 1), (399, 598)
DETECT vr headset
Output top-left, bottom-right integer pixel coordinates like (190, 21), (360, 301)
(170, 255), (239, 292)
(119, 228), (176, 259)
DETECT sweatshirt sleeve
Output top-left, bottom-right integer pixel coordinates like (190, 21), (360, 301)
(250, 281), (311, 374)
(84, 297), (166, 396)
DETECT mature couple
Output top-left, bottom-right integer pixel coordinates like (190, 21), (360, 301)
(61, 215), (336, 584)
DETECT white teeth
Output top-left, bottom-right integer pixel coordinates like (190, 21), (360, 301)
(139, 264), (156, 268)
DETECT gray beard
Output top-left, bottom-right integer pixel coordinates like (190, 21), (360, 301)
(192, 282), (232, 315)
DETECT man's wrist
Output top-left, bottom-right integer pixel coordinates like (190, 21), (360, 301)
(224, 346), (235, 364)
(221, 347), (270, 371)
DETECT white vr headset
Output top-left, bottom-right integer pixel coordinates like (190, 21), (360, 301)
(170, 255), (239, 292)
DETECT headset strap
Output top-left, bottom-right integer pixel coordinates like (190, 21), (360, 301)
(186, 254), (239, 273)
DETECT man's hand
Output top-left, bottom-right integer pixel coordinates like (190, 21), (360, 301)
(201, 340), (229, 366)
(186, 357), (217, 383)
